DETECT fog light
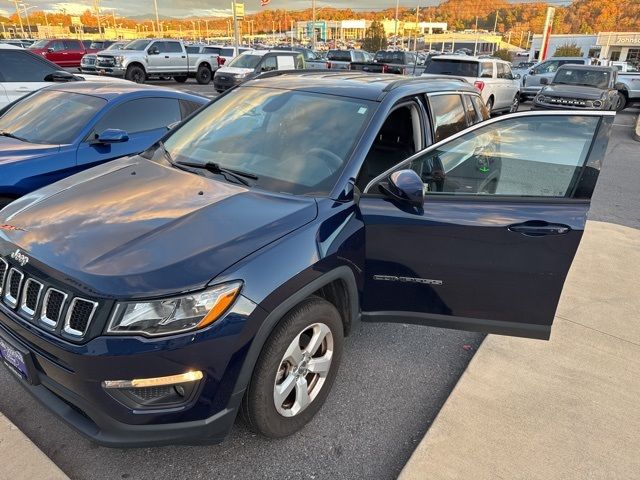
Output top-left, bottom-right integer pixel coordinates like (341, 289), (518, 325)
(102, 371), (203, 408)
(592, 100), (602, 108)
(102, 371), (203, 389)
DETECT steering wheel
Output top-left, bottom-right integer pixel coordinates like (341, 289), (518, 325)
(306, 147), (343, 174)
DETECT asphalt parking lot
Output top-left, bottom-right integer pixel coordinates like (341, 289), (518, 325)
(0, 74), (638, 479)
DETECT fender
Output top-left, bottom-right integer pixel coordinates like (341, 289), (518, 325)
(229, 265), (359, 402)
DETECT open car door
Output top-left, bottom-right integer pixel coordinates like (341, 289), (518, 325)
(359, 111), (614, 340)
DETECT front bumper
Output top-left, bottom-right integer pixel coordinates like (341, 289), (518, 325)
(213, 75), (244, 91)
(521, 86), (542, 97)
(0, 295), (261, 447)
(94, 66), (126, 78)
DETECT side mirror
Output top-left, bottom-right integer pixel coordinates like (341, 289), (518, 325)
(540, 77), (549, 85)
(94, 129), (129, 144)
(148, 47), (159, 55)
(383, 169), (424, 208)
(529, 68), (537, 75)
(513, 73), (521, 80)
(614, 82), (625, 91)
(44, 70), (78, 82)
(47, 47), (54, 53)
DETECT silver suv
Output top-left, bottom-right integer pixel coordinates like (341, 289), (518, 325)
(521, 57), (589, 99)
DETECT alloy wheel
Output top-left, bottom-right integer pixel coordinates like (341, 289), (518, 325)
(273, 322), (334, 417)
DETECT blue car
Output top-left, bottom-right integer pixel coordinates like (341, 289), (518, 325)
(0, 83), (207, 208)
(0, 72), (613, 447)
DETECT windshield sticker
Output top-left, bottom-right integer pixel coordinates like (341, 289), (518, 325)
(358, 107), (368, 115)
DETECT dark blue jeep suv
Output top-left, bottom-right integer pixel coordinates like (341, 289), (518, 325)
(0, 72), (613, 446)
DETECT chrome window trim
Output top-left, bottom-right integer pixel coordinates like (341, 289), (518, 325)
(362, 110), (616, 194)
(4, 268), (24, 309)
(20, 278), (43, 318)
(63, 298), (99, 337)
(0, 258), (8, 295)
(40, 287), (68, 329)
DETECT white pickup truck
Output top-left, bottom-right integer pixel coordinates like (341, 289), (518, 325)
(94, 39), (219, 84)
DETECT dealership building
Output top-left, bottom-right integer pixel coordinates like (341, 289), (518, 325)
(528, 32), (640, 63)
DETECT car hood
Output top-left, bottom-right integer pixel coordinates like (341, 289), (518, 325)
(217, 66), (254, 75)
(0, 157), (318, 298)
(0, 137), (60, 165)
(542, 84), (605, 99)
(75, 74), (131, 84)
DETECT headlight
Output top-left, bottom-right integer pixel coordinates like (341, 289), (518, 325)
(114, 55), (125, 66)
(234, 72), (249, 78)
(106, 281), (242, 337)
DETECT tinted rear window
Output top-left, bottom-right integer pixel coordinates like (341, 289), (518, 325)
(327, 50), (352, 62)
(375, 51), (411, 64)
(425, 59), (479, 77)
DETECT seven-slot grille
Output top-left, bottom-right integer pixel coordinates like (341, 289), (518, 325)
(0, 258), (98, 338)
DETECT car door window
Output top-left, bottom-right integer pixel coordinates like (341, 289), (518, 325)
(63, 40), (80, 50)
(49, 41), (65, 52)
(276, 55), (295, 70)
(462, 94), (483, 125)
(479, 62), (493, 78)
(259, 56), (277, 71)
(359, 100), (423, 189)
(496, 63), (507, 78)
(470, 95), (490, 121)
(91, 97), (181, 138)
(538, 61), (559, 74)
(166, 42), (182, 53)
(149, 41), (166, 53)
(403, 115), (600, 197)
(429, 94), (467, 142)
(179, 99), (204, 119)
(0, 51), (57, 81)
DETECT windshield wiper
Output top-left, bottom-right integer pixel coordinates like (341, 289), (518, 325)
(176, 161), (258, 187)
(0, 130), (28, 142)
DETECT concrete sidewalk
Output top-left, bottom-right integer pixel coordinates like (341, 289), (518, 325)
(400, 220), (640, 480)
(0, 413), (69, 480)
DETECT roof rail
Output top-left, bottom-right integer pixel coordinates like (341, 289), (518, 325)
(382, 75), (469, 92)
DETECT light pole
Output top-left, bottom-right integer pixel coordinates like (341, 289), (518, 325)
(8, 0), (25, 38)
(19, 3), (34, 37)
(311, 0), (316, 50)
(394, 0), (400, 49)
(152, 0), (160, 37)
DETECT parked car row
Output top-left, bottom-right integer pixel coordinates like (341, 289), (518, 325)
(0, 70), (615, 449)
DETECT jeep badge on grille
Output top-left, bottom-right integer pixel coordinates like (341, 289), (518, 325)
(10, 249), (29, 267)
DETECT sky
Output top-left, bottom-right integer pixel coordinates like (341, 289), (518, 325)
(0, 1), (440, 19)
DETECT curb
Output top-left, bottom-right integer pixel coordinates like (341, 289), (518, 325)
(634, 113), (640, 142)
(0, 413), (69, 480)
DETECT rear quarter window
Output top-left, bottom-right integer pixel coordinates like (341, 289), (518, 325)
(425, 59), (479, 77)
(327, 50), (352, 62)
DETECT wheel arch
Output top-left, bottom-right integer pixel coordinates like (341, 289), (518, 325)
(125, 61), (146, 73)
(230, 266), (359, 400)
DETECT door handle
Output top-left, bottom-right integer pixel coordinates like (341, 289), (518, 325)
(181, 56), (186, 58)
(508, 221), (571, 237)
(164, 55), (170, 58)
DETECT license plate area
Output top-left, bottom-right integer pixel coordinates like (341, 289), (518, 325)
(0, 333), (38, 385)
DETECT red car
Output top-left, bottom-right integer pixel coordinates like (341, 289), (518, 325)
(28, 39), (97, 68)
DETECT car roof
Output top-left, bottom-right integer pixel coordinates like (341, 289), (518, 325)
(432, 55), (506, 63)
(243, 71), (477, 101)
(0, 43), (23, 50)
(42, 82), (207, 103)
(557, 64), (615, 72)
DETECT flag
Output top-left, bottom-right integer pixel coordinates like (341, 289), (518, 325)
(261, 0), (270, 6)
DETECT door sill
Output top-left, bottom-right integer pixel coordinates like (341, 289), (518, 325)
(361, 311), (551, 340)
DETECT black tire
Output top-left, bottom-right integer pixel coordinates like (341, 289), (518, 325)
(486, 96), (495, 114)
(196, 65), (212, 85)
(125, 65), (146, 84)
(174, 75), (188, 83)
(616, 93), (627, 112)
(509, 94), (520, 113)
(0, 197), (15, 210)
(241, 296), (344, 438)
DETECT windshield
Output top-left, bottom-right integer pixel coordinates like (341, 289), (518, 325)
(123, 40), (151, 51)
(107, 42), (128, 50)
(0, 90), (106, 144)
(553, 68), (610, 88)
(228, 54), (262, 69)
(425, 59), (479, 77)
(29, 40), (49, 49)
(163, 87), (375, 195)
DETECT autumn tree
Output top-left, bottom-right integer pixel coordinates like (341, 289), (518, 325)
(554, 43), (583, 57)
(361, 20), (387, 52)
